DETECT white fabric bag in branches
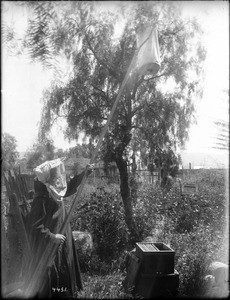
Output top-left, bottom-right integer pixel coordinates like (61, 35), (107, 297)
(136, 25), (161, 76)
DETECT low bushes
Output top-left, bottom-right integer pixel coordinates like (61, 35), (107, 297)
(133, 169), (228, 296)
(71, 183), (129, 274)
(71, 169), (228, 297)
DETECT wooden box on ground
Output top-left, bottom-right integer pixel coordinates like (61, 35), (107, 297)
(136, 242), (175, 275)
(135, 270), (179, 298)
(124, 242), (179, 298)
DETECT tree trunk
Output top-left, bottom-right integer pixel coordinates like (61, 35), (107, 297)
(115, 153), (139, 244)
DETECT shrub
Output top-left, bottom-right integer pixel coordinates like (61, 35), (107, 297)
(71, 184), (129, 273)
(69, 169), (227, 297)
(133, 184), (165, 240)
(169, 223), (227, 296)
(132, 169), (228, 297)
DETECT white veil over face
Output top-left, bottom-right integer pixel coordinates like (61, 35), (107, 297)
(33, 157), (67, 201)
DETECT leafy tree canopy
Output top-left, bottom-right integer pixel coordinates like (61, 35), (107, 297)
(2, 2), (206, 157)
(20, 2), (205, 160)
(2, 1), (207, 241)
(25, 138), (55, 171)
(2, 132), (19, 171)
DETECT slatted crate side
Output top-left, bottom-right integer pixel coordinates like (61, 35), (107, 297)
(4, 171), (34, 208)
(2, 170), (32, 286)
(17, 175), (28, 199)
(20, 173), (35, 193)
(6, 171), (22, 201)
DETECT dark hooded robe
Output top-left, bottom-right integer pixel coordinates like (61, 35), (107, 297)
(26, 171), (88, 298)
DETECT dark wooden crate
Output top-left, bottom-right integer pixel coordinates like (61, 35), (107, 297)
(136, 242), (175, 275)
(135, 269), (179, 298)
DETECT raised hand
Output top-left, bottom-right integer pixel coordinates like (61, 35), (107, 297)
(53, 233), (66, 245)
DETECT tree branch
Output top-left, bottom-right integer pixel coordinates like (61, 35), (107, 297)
(50, 113), (68, 127)
(84, 32), (117, 78)
(143, 72), (170, 82)
(91, 84), (108, 99)
(131, 103), (145, 117)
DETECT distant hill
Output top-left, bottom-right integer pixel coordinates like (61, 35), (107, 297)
(180, 150), (228, 169)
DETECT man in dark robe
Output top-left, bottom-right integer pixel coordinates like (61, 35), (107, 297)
(26, 158), (93, 298)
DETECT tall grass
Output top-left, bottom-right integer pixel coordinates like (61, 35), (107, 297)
(78, 273), (128, 299)
(70, 169), (228, 298)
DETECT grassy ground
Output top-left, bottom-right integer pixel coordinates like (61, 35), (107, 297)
(3, 169), (227, 298)
(72, 168), (228, 298)
(78, 273), (127, 299)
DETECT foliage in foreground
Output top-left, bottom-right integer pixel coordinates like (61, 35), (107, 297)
(77, 273), (130, 299)
(70, 182), (130, 274)
(2, 132), (19, 171)
(71, 169), (228, 298)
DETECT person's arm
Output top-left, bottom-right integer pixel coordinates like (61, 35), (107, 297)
(64, 164), (94, 198)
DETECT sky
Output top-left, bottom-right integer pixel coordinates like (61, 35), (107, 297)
(179, 1), (229, 154)
(2, 1), (229, 159)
